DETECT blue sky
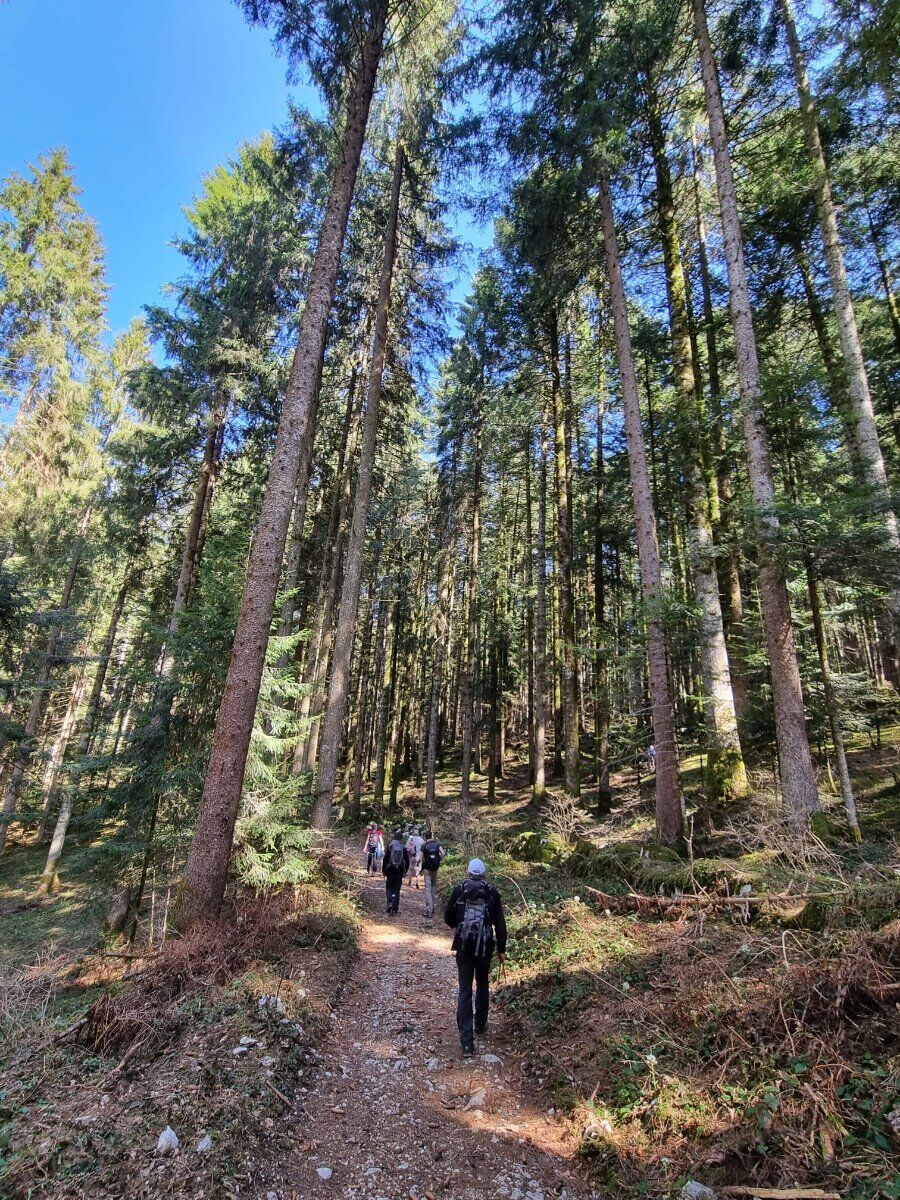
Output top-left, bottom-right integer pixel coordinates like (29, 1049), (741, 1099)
(0, 0), (488, 343)
(0, 0), (318, 335)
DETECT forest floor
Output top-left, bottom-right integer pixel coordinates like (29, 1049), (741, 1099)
(0, 734), (898, 1199)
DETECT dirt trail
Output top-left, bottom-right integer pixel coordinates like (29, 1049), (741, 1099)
(275, 843), (597, 1200)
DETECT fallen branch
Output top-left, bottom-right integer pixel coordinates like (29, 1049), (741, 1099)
(722, 1188), (840, 1199)
(585, 886), (841, 912)
(264, 1078), (292, 1107)
(52, 1016), (88, 1043)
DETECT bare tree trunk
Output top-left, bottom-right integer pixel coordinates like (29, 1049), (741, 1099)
(549, 314), (580, 796)
(312, 141), (404, 828)
(648, 85), (747, 802)
(691, 131), (751, 727)
(594, 369), (611, 810)
(780, 0), (900, 657)
(533, 418), (548, 800)
(37, 668), (89, 892)
(865, 205), (900, 364)
(179, 21), (387, 920)
(426, 469), (455, 807)
(373, 577), (401, 811)
(35, 664), (88, 843)
(295, 383), (361, 773)
(694, 0), (820, 826)
(460, 403), (483, 811)
(0, 517), (87, 854)
(598, 175), (683, 843)
(77, 563), (134, 758)
(807, 567), (859, 839)
(349, 568), (378, 822)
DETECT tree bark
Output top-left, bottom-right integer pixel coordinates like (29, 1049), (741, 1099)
(312, 139), (404, 828)
(460, 400), (483, 810)
(0, 516), (87, 854)
(179, 21), (387, 918)
(598, 175), (683, 843)
(780, 0), (900, 654)
(549, 314), (580, 796)
(77, 563), (134, 758)
(594, 355), (611, 810)
(694, 0), (821, 826)
(533, 418), (549, 800)
(647, 83), (747, 802)
(426, 468), (456, 807)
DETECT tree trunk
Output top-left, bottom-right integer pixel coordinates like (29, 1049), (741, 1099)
(533, 419), (548, 800)
(35, 664), (88, 844)
(780, 0), (900, 657)
(0, 520), (86, 855)
(179, 19), (387, 921)
(807, 566), (859, 839)
(865, 205), (900, 364)
(691, 135), (751, 728)
(694, 0), (820, 826)
(598, 175), (683, 843)
(37, 668), (90, 892)
(647, 84), (747, 802)
(295, 382), (361, 774)
(460, 404), (483, 810)
(312, 140), (404, 829)
(594, 360), (611, 810)
(426, 468), (456, 807)
(549, 314), (580, 796)
(77, 563), (134, 758)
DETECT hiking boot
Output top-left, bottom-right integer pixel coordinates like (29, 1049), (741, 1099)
(461, 1042), (475, 1058)
(474, 1021), (487, 1036)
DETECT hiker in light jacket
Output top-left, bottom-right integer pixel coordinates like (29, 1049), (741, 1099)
(444, 858), (507, 1056)
(382, 830), (409, 915)
(420, 828), (446, 919)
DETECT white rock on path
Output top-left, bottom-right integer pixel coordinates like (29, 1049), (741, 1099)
(465, 1088), (487, 1111)
(482, 1053), (502, 1066)
(196, 1134), (212, 1154)
(155, 1126), (179, 1155)
(316, 1166), (334, 1180)
(682, 1184), (717, 1200)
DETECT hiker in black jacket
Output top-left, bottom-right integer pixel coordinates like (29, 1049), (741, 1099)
(444, 858), (507, 1056)
(382, 830), (409, 915)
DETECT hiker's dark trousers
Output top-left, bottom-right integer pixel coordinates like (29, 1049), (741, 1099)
(385, 873), (403, 913)
(456, 951), (491, 1047)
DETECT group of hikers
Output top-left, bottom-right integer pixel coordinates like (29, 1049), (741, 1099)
(361, 821), (507, 1057)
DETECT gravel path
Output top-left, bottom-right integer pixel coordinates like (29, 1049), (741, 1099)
(277, 846), (598, 1200)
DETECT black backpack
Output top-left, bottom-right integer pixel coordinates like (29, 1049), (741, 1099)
(457, 880), (494, 956)
(388, 840), (405, 870)
(422, 839), (442, 871)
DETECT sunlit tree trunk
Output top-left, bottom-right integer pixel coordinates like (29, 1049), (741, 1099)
(598, 174), (683, 844)
(647, 83), (747, 802)
(426, 467), (456, 807)
(690, 130), (750, 727)
(549, 312), (580, 796)
(179, 14), (387, 922)
(0, 513), (88, 855)
(533, 418), (549, 801)
(594, 368), (611, 810)
(312, 140), (404, 829)
(694, 0), (820, 825)
(460, 400), (483, 810)
(780, 0), (900, 661)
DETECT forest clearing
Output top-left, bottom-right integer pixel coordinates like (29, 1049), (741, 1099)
(1, 0), (899, 1195)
